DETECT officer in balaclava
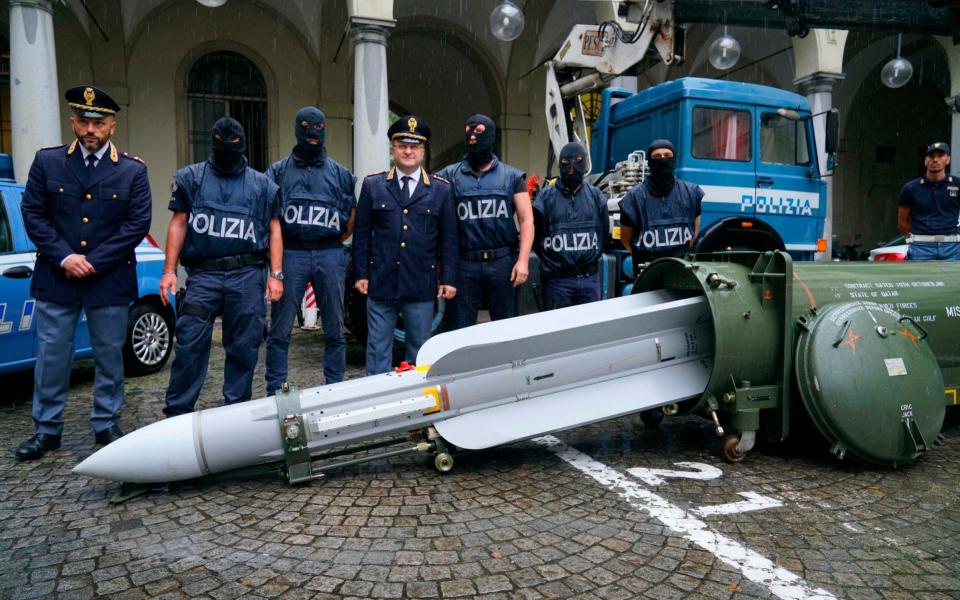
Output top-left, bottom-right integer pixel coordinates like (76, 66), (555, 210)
(435, 114), (534, 328)
(159, 116), (284, 418)
(618, 138), (704, 266)
(532, 142), (609, 309)
(264, 107), (357, 392)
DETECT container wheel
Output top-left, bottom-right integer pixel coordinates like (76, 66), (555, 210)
(722, 435), (746, 463)
(434, 452), (455, 473)
(640, 408), (664, 428)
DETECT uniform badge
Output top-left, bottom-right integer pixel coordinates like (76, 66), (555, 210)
(408, 117), (417, 133)
(83, 87), (95, 106)
(949, 186), (958, 197)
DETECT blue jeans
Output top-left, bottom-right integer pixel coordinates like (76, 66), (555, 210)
(908, 241), (960, 260)
(32, 301), (128, 435)
(266, 247), (346, 392)
(454, 254), (516, 328)
(543, 273), (601, 310)
(164, 266), (267, 417)
(366, 298), (433, 375)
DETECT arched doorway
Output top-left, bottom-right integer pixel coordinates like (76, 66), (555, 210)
(187, 51), (268, 170)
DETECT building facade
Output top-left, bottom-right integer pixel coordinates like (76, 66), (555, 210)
(2, 0), (956, 253)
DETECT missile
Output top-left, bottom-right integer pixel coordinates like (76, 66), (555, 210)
(75, 252), (960, 485)
(74, 289), (715, 484)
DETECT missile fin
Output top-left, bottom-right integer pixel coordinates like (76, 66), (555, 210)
(433, 358), (712, 450)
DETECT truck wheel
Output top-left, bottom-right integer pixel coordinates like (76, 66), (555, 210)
(640, 408), (664, 428)
(124, 301), (173, 376)
(434, 452), (455, 473)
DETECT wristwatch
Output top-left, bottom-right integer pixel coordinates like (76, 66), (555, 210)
(270, 271), (284, 281)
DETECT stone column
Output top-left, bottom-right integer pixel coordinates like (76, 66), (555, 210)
(795, 72), (844, 262)
(937, 38), (960, 167)
(350, 18), (394, 195)
(9, 0), (61, 183)
(793, 29), (848, 262)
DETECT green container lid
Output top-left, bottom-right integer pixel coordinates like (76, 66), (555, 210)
(795, 301), (945, 467)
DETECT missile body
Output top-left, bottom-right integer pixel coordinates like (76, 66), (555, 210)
(75, 290), (715, 483)
(76, 253), (960, 484)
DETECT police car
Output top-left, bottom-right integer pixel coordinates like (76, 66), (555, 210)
(0, 155), (174, 376)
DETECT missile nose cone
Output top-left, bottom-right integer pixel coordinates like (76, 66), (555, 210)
(73, 413), (203, 483)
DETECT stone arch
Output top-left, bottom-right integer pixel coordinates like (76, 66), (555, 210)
(388, 16), (507, 168)
(832, 34), (950, 248)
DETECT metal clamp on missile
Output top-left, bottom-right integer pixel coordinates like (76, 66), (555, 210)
(275, 383), (315, 484)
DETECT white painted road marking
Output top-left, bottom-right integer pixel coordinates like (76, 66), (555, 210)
(534, 435), (836, 600)
(694, 491), (784, 517)
(627, 462), (723, 485)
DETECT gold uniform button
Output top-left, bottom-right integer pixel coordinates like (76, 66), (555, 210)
(395, 261), (400, 266)
(400, 242), (406, 248)
(82, 217), (89, 224)
(403, 224), (409, 231)
(80, 240), (88, 248)
(403, 208), (409, 214)
(85, 193), (92, 200)
(112, 194), (118, 199)
(58, 187), (64, 193)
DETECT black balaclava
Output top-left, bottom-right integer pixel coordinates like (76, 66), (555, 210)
(465, 114), (496, 169)
(293, 106), (326, 163)
(646, 138), (676, 197)
(211, 117), (247, 176)
(559, 142), (587, 192)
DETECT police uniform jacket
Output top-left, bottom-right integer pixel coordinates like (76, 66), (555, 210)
(897, 174), (960, 235)
(352, 167), (459, 303)
(533, 181), (609, 278)
(21, 140), (152, 307)
(267, 153), (356, 246)
(619, 179), (703, 261)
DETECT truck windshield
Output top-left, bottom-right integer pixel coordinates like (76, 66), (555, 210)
(692, 107), (751, 161)
(760, 113), (811, 166)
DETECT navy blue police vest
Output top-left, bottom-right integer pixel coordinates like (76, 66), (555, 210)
(536, 184), (605, 276)
(442, 159), (524, 252)
(627, 180), (699, 259)
(175, 162), (277, 262)
(269, 155), (354, 242)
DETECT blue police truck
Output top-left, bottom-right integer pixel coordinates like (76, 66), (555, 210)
(0, 154), (175, 376)
(586, 77), (838, 297)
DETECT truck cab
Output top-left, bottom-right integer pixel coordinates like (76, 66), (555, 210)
(590, 77), (826, 261)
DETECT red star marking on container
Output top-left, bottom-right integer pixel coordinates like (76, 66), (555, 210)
(839, 327), (862, 353)
(898, 326), (919, 347)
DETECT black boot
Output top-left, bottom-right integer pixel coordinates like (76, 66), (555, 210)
(94, 425), (125, 446)
(15, 433), (61, 461)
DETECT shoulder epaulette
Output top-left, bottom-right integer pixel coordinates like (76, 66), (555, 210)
(432, 174), (450, 184)
(39, 142), (68, 152)
(121, 151), (145, 164)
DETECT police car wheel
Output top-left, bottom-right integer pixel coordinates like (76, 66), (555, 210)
(124, 302), (174, 376)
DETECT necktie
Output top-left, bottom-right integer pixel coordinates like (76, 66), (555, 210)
(401, 176), (412, 198)
(86, 154), (96, 180)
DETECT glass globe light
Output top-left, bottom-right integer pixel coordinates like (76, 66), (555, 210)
(708, 28), (741, 71)
(490, 1), (525, 42)
(196, 0), (227, 7)
(881, 36), (913, 89)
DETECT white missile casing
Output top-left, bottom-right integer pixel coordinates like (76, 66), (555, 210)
(74, 290), (715, 483)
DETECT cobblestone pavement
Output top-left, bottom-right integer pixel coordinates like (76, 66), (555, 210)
(2, 326), (960, 599)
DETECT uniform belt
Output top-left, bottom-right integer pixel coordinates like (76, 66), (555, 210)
(181, 252), (266, 271)
(461, 247), (513, 261)
(283, 237), (342, 251)
(907, 234), (960, 243)
(543, 264), (598, 280)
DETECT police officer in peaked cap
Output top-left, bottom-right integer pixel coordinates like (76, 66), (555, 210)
(16, 85), (152, 460)
(264, 107), (357, 393)
(618, 139), (704, 266)
(159, 117), (284, 417)
(533, 142), (609, 309)
(352, 116), (459, 374)
(897, 142), (960, 260)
